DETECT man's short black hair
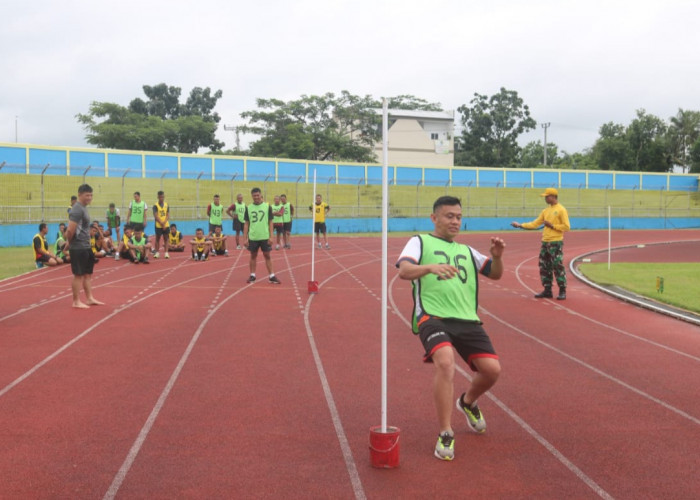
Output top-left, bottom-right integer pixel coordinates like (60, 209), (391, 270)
(134, 191), (140, 196)
(251, 187), (261, 194)
(170, 224), (177, 229)
(157, 190), (164, 196)
(78, 184), (93, 194)
(433, 196), (461, 213)
(70, 195), (77, 201)
(39, 222), (47, 231)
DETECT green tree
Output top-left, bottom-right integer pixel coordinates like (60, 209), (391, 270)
(592, 122), (634, 171)
(77, 84), (224, 153)
(455, 87), (537, 167)
(667, 108), (700, 173)
(519, 141), (559, 169)
(239, 91), (442, 162)
(626, 109), (670, 172)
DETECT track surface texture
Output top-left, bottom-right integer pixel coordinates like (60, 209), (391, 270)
(1, 229), (699, 499)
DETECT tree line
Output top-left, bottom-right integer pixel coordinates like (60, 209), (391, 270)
(77, 84), (700, 173)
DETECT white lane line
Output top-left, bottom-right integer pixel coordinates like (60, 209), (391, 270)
(513, 258), (700, 363)
(298, 252), (375, 500)
(387, 274), (615, 500)
(103, 256), (240, 500)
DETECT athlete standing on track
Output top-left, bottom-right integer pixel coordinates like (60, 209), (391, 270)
(310, 194), (330, 249)
(65, 184), (104, 309)
(396, 195), (505, 461)
(243, 187), (281, 284)
(152, 190), (170, 259)
(226, 193), (247, 249)
(207, 194), (224, 237)
(511, 187), (570, 300)
(127, 191), (147, 233)
(280, 193), (294, 249)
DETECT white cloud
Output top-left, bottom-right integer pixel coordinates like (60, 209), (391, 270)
(1, 0), (699, 154)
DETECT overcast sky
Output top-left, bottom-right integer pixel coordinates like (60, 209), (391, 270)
(2, 0), (699, 156)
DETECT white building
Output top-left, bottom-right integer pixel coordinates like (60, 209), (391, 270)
(373, 109), (455, 167)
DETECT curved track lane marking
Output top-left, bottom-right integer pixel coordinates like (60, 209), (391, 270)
(0, 257), (245, 399)
(387, 273), (616, 500)
(103, 252), (242, 500)
(514, 257), (700, 363)
(294, 249), (377, 500)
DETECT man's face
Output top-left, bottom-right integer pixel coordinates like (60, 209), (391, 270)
(135, 230), (143, 240)
(41, 226), (48, 235)
(196, 230), (204, 238)
(252, 191), (262, 204)
(79, 191), (93, 206)
(214, 196), (220, 205)
(316, 195), (321, 204)
(134, 193), (140, 202)
(544, 194), (557, 205)
(237, 194), (243, 203)
(215, 227), (222, 235)
(431, 203), (462, 241)
(158, 194), (164, 203)
(281, 195), (287, 203)
(109, 206), (115, 212)
(274, 196), (280, 204)
(125, 229), (133, 238)
(170, 226), (177, 234)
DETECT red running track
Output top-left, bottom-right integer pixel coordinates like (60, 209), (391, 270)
(0, 229), (699, 499)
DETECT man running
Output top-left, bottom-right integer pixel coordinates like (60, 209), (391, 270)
(396, 195), (505, 461)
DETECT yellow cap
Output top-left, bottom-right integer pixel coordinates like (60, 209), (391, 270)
(540, 187), (558, 197)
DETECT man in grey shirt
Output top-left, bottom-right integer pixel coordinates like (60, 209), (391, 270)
(65, 184), (104, 308)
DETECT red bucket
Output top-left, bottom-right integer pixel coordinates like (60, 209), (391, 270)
(369, 426), (400, 468)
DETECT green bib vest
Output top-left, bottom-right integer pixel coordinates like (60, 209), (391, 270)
(247, 202), (270, 241)
(282, 202), (292, 223)
(411, 234), (480, 333)
(130, 201), (145, 223)
(234, 202), (246, 220)
(209, 203), (224, 225)
(272, 203), (284, 223)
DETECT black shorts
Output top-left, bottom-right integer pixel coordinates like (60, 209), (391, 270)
(314, 222), (326, 234)
(209, 223), (222, 234)
(70, 247), (95, 276)
(233, 219), (245, 232)
(274, 223), (284, 234)
(213, 248), (226, 255)
(155, 226), (170, 237)
(36, 254), (51, 264)
(131, 222), (144, 232)
(248, 239), (271, 253)
(283, 221), (292, 232)
(418, 317), (497, 371)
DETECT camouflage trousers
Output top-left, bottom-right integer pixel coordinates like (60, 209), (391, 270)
(539, 241), (566, 289)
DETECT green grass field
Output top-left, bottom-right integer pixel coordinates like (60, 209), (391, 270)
(578, 262), (700, 314)
(0, 247), (39, 280)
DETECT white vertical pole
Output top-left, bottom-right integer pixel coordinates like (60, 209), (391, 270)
(381, 99), (389, 432)
(608, 205), (612, 271)
(311, 169), (317, 281)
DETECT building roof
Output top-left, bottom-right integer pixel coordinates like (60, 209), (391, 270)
(371, 109), (454, 121)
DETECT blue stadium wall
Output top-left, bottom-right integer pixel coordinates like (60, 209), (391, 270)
(1, 142), (699, 190)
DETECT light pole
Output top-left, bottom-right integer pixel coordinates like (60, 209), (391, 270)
(223, 124), (240, 151)
(542, 122), (551, 167)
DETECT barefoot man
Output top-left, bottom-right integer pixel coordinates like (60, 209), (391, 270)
(65, 184), (104, 309)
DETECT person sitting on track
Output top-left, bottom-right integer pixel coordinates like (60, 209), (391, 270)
(130, 228), (151, 264)
(89, 224), (107, 259)
(210, 225), (228, 257)
(116, 225), (136, 262)
(190, 228), (212, 261)
(33, 223), (63, 267)
(54, 223), (70, 263)
(167, 224), (185, 252)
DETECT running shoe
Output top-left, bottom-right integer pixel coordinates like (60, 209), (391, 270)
(325, 243), (330, 249)
(164, 252), (170, 259)
(434, 432), (454, 461)
(269, 275), (281, 285)
(456, 393), (486, 433)
(114, 253), (120, 261)
(237, 245), (242, 250)
(318, 243), (322, 249)
(142, 257), (150, 264)
(193, 255), (199, 261)
(154, 252), (159, 259)
(224, 250), (229, 256)
(246, 275), (256, 283)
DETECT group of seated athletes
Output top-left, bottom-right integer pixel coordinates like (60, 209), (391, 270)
(34, 221), (229, 268)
